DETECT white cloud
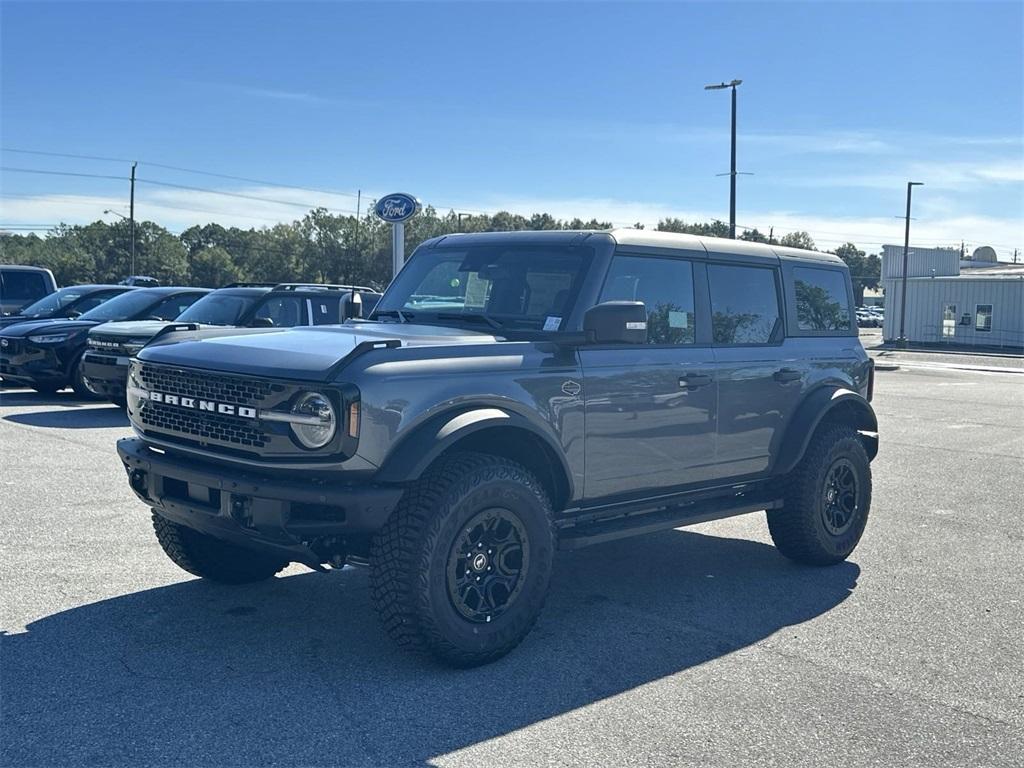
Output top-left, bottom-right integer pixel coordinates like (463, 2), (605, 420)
(3, 187), (1020, 260)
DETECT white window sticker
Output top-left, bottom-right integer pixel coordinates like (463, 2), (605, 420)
(543, 316), (562, 331)
(669, 310), (688, 329)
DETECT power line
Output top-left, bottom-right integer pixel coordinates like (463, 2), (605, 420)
(0, 166), (126, 181)
(2, 146), (362, 200)
(136, 177), (359, 214)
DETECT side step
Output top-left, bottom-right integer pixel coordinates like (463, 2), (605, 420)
(557, 495), (783, 551)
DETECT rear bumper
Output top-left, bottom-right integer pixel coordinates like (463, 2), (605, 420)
(81, 352), (129, 398)
(117, 437), (404, 566)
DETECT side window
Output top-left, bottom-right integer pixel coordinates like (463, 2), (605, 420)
(0, 272), (47, 301)
(253, 296), (307, 327)
(310, 297), (341, 325)
(975, 304), (993, 332)
(708, 264), (780, 345)
(73, 290), (122, 314)
(599, 254), (696, 344)
(793, 267), (851, 332)
(149, 294), (204, 320)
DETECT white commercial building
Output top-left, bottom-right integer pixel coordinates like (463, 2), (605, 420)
(881, 245), (1024, 349)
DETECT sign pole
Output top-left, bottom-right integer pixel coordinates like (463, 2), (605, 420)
(392, 221), (405, 278)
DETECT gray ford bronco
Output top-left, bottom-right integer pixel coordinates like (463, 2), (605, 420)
(117, 229), (877, 666)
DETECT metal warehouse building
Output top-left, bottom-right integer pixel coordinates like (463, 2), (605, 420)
(882, 245), (1024, 349)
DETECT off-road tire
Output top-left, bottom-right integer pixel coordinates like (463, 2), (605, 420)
(152, 512), (288, 584)
(71, 354), (103, 400)
(768, 424), (871, 565)
(369, 452), (556, 667)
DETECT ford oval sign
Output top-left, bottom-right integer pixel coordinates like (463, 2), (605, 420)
(374, 193), (421, 223)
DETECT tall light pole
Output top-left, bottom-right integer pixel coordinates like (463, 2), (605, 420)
(897, 181), (924, 346)
(129, 161), (137, 277)
(705, 79), (742, 238)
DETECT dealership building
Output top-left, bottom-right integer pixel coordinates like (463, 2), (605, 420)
(881, 245), (1024, 349)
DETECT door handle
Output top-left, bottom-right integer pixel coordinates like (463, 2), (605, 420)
(773, 368), (802, 383)
(679, 373), (712, 389)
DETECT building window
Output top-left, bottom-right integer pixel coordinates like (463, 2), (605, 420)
(975, 304), (993, 332)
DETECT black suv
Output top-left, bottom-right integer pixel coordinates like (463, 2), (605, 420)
(82, 283), (381, 405)
(0, 287), (208, 396)
(117, 230), (877, 666)
(0, 284), (133, 330)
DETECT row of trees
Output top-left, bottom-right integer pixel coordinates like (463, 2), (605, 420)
(0, 208), (882, 303)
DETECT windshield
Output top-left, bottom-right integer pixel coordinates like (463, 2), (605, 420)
(176, 292), (262, 325)
(374, 245), (590, 331)
(79, 290), (160, 321)
(15, 287), (89, 317)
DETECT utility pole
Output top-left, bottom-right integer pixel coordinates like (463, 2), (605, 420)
(704, 79), (742, 238)
(129, 161), (137, 277)
(458, 213), (471, 231)
(897, 181), (924, 346)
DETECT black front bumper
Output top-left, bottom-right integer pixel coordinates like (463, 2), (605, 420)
(0, 345), (69, 388)
(117, 437), (404, 566)
(81, 352), (128, 399)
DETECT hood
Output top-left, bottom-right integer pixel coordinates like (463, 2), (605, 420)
(136, 322), (497, 381)
(90, 320), (172, 339)
(0, 319), (99, 338)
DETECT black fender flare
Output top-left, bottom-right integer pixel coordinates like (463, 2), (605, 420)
(773, 386), (878, 475)
(375, 406), (575, 500)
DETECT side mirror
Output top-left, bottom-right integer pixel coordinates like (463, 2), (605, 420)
(342, 291), (364, 320)
(252, 317), (274, 328)
(583, 301), (647, 344)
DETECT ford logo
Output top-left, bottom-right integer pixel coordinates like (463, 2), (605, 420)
(374, 193), (421, 224)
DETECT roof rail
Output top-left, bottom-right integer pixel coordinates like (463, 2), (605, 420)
(221, 282), (277, 289)
(271, 282), (380, 293)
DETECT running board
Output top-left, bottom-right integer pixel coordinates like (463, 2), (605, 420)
(557, 496), (783, 550)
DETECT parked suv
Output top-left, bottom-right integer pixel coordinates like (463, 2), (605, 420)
(82, 282), (381, 405)
(0, 284), (133, 330)
(0, 266), (58, 316)
(0, 287), (208, 396)
(117, 230), (877, 666)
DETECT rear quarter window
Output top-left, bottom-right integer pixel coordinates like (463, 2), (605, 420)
(791, 266), (852, 333)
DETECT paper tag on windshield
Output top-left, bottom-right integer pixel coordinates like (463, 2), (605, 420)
(543, 316), (562, 331)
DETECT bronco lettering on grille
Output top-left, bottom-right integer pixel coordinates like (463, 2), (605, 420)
(148, 390), (257, 419)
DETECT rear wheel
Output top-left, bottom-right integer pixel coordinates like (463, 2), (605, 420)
(370, 452), (555, 667)
(152, 512), (288, 584)
(767, 425), (871, 565)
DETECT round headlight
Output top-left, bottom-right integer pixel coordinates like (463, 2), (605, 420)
(290, 392), (336, 449)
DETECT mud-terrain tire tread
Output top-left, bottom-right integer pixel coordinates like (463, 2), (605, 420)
(152, 512), (288, 583)
(369, 452), (555, 667)
(768, 424), (871, 566)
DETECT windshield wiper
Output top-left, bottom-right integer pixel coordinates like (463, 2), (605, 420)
(374, 309), (413, 323)
(435, 312), (504, 330)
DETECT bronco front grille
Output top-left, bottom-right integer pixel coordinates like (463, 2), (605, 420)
(137, 363), (284, 406)
(141, 401), (267, 447)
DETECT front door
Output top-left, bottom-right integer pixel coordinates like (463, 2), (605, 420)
(581, 252), (717, 500)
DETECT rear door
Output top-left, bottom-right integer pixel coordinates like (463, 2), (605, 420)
(581, 251), (717, 500)
(710, 260), (802, 478)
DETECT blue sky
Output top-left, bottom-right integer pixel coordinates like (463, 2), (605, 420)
(2, 1), (1022, 257)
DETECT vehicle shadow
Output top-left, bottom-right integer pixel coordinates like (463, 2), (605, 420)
(0, 389), (89, 408)
(3, 405), (128, 429)
(1, 529), (859, 767)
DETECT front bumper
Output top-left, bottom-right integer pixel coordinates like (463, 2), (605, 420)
(81, 352), (129, 399)
(0, 344), (68, 387)
(117, 437), (404, 566)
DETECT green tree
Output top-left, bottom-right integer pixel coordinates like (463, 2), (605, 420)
(779, 231), (816, 251)
(834, 242), (880, 305)
(189, 246), (246, 287)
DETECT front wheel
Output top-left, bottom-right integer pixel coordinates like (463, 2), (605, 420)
(767, 425), (871, 565)
(71, 355), (103, 400)
(369, 452), (555, 667)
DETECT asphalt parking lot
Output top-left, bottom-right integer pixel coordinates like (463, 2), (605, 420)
(2, 362), (1023, 768)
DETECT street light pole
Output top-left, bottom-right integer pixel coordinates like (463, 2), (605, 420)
(705, 79), (742, 238)
(129, 161), (137, 277)
(897, 181), (924, 346)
